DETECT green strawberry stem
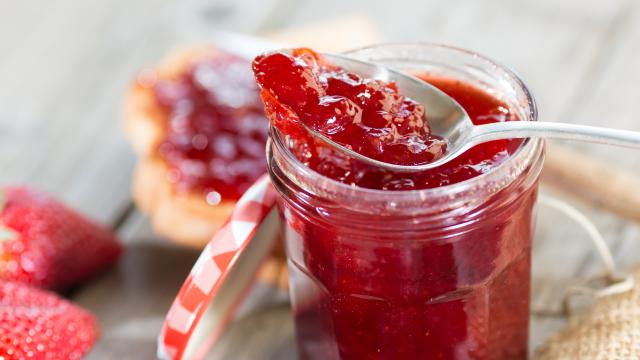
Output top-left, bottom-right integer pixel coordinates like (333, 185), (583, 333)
(0, 226), (16, 242)
(0, 190), (17, 242)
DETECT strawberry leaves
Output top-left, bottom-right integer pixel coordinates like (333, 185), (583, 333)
(0, 226), (17, 243)
(0, 190), (17, 243)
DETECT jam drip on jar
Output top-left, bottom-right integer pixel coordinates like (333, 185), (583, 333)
(152, 51), (269, 201)
(253, 48), (521, 190)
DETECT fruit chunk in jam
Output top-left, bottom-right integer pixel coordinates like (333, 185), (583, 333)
(151, 51), (268, 201)
(253, 49), (521, 190)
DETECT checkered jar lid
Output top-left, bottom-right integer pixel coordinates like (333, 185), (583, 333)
(158, 175), (279, 360)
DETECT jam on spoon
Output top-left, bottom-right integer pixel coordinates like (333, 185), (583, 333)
(253, 48), (521, 190)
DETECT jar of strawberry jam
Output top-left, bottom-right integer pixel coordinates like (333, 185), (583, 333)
(264, 44), (544, 359)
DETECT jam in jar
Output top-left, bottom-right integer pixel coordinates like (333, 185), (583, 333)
(257, 44), (543, 360)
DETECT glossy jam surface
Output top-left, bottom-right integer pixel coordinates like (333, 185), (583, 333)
(253, 49), (521, 190)
(152, 51), (268, 201)
(254, 49), (447, 166)
(257, 49), (536, 359)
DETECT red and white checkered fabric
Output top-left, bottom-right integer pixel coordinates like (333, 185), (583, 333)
(158, 174), (277, 360)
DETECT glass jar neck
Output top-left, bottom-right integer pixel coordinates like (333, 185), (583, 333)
(268, 131), (543, 225)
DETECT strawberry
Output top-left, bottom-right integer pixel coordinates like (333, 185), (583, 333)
(0, 187), (122, 289)
(0, 280), (98, 359)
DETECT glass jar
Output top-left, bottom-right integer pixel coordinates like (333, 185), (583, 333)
(267, 43), (544, 360)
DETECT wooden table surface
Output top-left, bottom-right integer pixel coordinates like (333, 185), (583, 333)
(2, 0), (640, 359)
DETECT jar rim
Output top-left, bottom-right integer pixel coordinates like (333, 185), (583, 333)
(267, 43), (543, 213)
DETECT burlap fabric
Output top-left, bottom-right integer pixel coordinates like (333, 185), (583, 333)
(535, 267), (640, 359)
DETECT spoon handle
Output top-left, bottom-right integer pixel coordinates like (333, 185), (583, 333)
(470, 121), (640, 148)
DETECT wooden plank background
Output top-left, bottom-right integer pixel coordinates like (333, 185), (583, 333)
(1, 0), (639, 358)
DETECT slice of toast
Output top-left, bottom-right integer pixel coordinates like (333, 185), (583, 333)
(124, 16), (379, 287)
(124, 46), (239, 247)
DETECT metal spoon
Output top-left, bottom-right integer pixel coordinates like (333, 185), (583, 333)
(302, 52), (640, 173)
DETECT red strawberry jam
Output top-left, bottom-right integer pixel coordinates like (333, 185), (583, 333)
(152, 51), (268, 200)
(254, 48), (535, 360)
